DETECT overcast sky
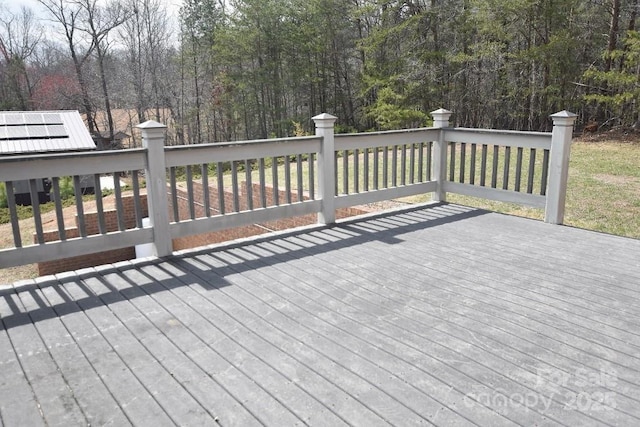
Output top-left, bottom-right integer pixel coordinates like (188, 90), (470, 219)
(4, 0), (182, 44)
(7, 0), (44, 13)
(5, 0), (182, 22)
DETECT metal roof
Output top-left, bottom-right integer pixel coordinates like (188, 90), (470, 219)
(0, 110), (96, 155)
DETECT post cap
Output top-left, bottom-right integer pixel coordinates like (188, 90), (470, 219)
(430, 108), (453, 116)
(137, 120), (167, 129)
(430, 108), (453, 128)
(312, 113), (338, 122)
(550, 110), (578, 126)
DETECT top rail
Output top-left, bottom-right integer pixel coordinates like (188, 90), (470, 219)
(442, 128), (552, 150)
(165, 136), (322, 167)
(335, 128), (440, 150)
(0, 149), (147, 182)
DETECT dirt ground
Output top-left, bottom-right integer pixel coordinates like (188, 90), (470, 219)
(0, 192), (138, 286)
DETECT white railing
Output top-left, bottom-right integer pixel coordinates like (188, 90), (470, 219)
(0, 109), (577, 269)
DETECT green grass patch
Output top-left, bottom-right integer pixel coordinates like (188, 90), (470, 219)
(438, 140), (640, 239)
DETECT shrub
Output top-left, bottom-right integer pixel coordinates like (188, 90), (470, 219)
(58, 176), (75, 200)
(0, 182), (6, 208)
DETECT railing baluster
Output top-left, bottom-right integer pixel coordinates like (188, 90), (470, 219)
(354, 149), (359, 193)
(284, 156), (292, 203)
(50, 177), (66, 239)
(342, 150), (349, 195)
(400, 144), (407, 186)
(5, 181), (22, 247)
(515, 147), (524, 192)
(491, 145), (499, 189)
(541, 149), (550, 196)
(94, 174), (106, 234)
(409, 143), (416, 184)
(186, 164), (195, 220)
(391, 145), (398, 187)
(28, 179), (45, 244)
(503, 146), (511, 190)
(272, 157), (279, 206)
(373, 147), (379, 190)
(217, 162), (225, 214)
(480, 144), (488, 187)
(426, 141), (433, 181)
(259, 158), (267, 207)
(470, 144), (477, 185)
(245, 159), (253, 211)
(309, 153), (315, 200)
(459, 143), (466, 183)
(114, 174), (125, 231)
(449, 142), (456, 182)
(202, 164), (211, 217)
(296, 154), (303, 201)
(73, 175), (86, 237)
(363, 148), (369, 191)
(132, 170), (143, 228)
(527, 148), (536, 194)
(231, 161), (240, 212)
(334, 151), (339, 196)
(417, 142), (424, 182)
(170, 167), (179, 222)
(383, 147), (389, 188)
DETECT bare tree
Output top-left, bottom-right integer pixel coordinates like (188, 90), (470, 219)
(74, 0), (131, 145)
(37, 0), (99, 132)
(0, 4), (43, 109)
(119, 0), (171, 124)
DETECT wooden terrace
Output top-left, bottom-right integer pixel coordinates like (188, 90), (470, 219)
(2, 203), (640, 426)
(1, 109), (639, 425)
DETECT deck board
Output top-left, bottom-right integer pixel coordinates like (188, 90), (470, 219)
(1, 203), (640, 426)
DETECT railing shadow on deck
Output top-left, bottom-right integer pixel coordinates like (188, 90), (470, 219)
(0, 203), (487, 329)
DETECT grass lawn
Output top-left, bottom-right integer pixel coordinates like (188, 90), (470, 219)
(423, 138), (640, 239)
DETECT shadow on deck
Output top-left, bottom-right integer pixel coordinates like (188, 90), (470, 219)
(1, 203), (639, 426)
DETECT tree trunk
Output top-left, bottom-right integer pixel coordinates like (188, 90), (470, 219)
(70, 47), (97, 135)
(605, 0), (621, 72)
(96, 43), (115, 146)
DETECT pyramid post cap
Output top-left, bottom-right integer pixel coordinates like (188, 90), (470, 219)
(550, 110), (578, 119)
(137, 120), (167, 129)
(430, 108), (453, 115)
(312, 113), (338, 121)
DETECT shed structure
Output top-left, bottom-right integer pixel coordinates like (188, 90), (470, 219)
(0, 110), (96, 204)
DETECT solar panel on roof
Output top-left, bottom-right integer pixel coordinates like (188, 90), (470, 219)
(4, 114), (24, 125)
(6, 126), (28, 138)
(24, 113), (45, 124)
(46, 124), (68, 138)
(42, 113), (63, 124)
(0, 111), (94, 154)
(27, 125), (48, 137)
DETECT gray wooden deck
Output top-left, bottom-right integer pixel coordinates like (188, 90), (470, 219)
(1, 203), (639, 426)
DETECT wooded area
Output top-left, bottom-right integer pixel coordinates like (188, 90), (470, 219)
(1, 0), (640, 145)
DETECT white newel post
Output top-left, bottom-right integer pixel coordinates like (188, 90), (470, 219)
(431, 108), (453, 202)
(545, 110), (578, 225)
(138, 120), (172, 257)
(313, 113), (338, 225)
